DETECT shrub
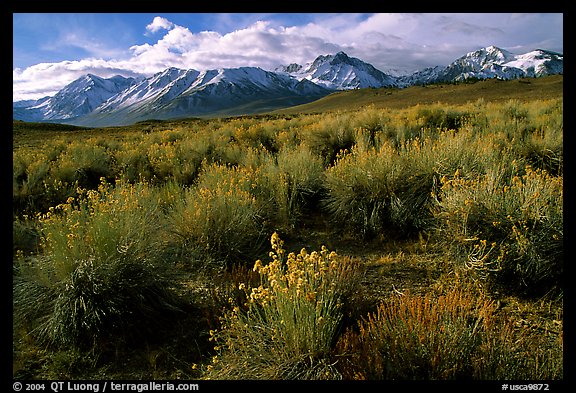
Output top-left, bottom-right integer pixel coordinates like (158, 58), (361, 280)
(13, 216), (40, 257)
(324, 138), (438, 238)
(13, 144), (79, 215)
(169, 162), (265, 265)
(13, 151), (52, 214)
(145, 136), (209, 185)
(434, 164), (563, 295)
(51, 142), (116, 189)
(232, 123), (278, 153)
(389, 137), (442, 232)
(302, 113), (356, 165)
(338, 285), (496, 379)
(114, 141), (154, 183)
(277, 145), (325, 213)
(324, 142), (399, 238)
(13, 179), (181, 348)
(336, 281), (562, 380)
(416, 105), (471, 131)
(147, 141), (180, 181)
(517, 137), (563, 176)
(204, 233), (361, 379)
(502, 99), (529, 133)
(254, 145), (326, 231)
(511, 128), (563, 176)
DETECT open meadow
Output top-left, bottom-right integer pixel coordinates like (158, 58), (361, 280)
(13, 76), (563, 380)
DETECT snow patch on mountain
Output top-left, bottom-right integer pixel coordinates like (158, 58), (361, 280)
(96, 68), (201, 112)
(504, 49), (563, 77)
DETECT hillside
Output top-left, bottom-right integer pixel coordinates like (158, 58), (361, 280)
(13, 75), (564, 139)
(272, 75), (563, 115)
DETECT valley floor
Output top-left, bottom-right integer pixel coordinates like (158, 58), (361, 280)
(13, 217), (563, 380)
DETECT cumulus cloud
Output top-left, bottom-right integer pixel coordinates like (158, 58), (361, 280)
(13, 59), (144, 101)
(146, 16), (174, 34)
(127, 19), (345, 73)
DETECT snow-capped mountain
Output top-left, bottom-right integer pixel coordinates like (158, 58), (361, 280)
(504, 49), (563, 77)
(275, 63), (303, 74)
(14, 74), (137, 122)
(396, 66), (445, 87)
(73, 66), (331, 127)
(277, 51), (398, 90)
(94, 67), (202, 113)
(13, 46), (563, 127)
(399, 46), (563, 85)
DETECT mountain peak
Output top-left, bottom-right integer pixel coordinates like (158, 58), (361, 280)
(289, 51), (397, 90)
(332, 51), (350, 60)
(273, 63), (301, 74)
(71, 73), (101, 88)
(309, 51), (353, 67)
(331, 51), (361, 67)
(484, 45), (502, 52)
(465, 45), (514, 62)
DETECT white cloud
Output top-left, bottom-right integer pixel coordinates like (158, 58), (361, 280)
(128, 18), (343, 72)
(13, 59), (144, 101)
(146, 16), (174, 34)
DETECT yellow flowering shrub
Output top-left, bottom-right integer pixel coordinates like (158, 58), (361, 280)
(205, 232), (360, 379)
(435, 163), (563, 294)
(14, 178), (180, 348)
(37, 179), (158, 273)
(113, 140), (154, 183)
(170, 162), (265, 264)
(51, 141), (115, 188)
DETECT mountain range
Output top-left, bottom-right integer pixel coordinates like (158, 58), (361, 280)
(397, 46), (563, 85)
(13, 46), (563, 127)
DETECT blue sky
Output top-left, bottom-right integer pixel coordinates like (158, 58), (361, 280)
(13, 13), (563, 101)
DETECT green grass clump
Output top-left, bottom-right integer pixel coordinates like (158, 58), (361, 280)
(204, 233), (361, 379)
(13, 179), (181, 348)
(255, 145), (326, 231)
(323, 138), (437, 238)
(323, 140), (398, 238)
